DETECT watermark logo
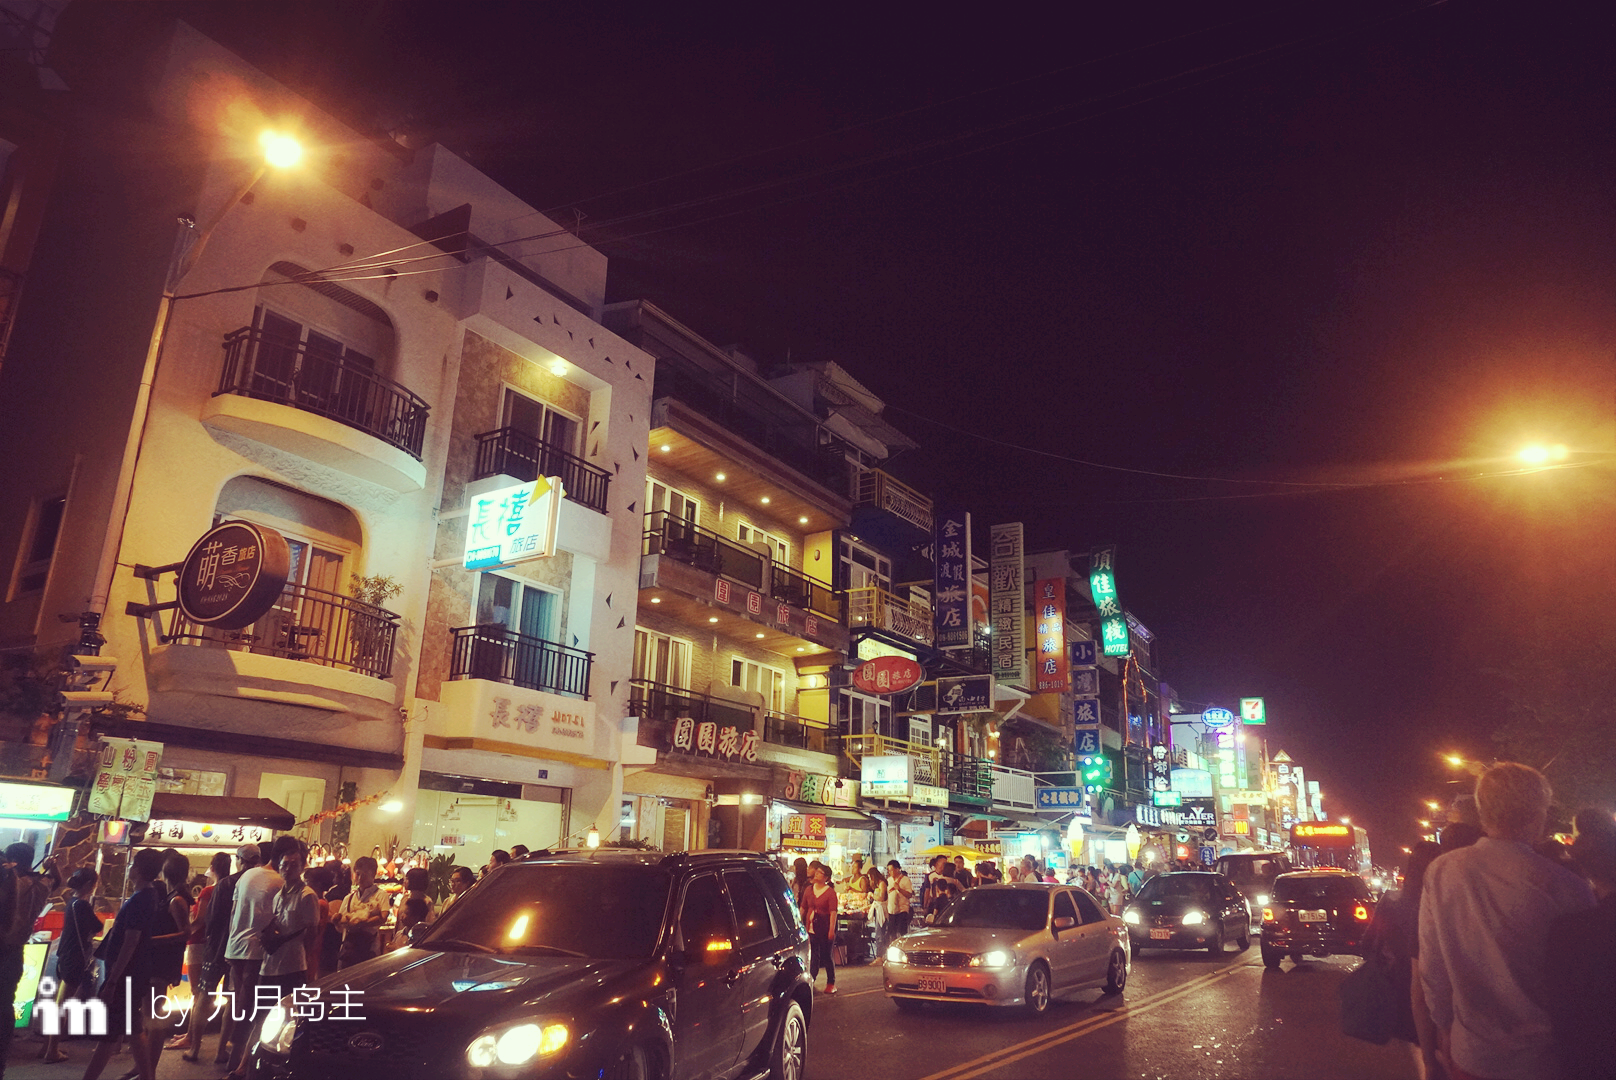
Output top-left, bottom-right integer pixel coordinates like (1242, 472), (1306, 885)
(32, 977), (109, 1037)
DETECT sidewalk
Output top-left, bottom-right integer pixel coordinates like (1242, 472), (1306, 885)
(5, 1030), (237, 1080)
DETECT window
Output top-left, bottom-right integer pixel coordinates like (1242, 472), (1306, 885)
(634, 628), (691, 689)
(646, 480), (700, 525)
(677, 874), (733, 952)
(477, 573), (560, 642)
(838, 536), (890, 591)
(9, 494), (65, 598)
(908, 717), (933, 747)
(737, 523), (789, 565)
(1071, 890), (1107, 925)
(1053, 891), (1080, 927)
(723, 871), (778, 949)
(502, 388), (582, 457)
(251, 306), (377, 406)
(837, 690), (891, 739)
(732, 659), (786, 714)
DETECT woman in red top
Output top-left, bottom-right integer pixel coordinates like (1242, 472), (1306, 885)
(799, 864), (838, 995)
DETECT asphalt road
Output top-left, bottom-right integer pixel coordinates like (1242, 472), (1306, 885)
(804, 944), (1423, 1080)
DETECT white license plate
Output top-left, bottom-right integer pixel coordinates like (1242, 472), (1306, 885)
(1299, 910), (1327, 923)
(918, 974), (946, 994)
(1150, 928), (1173, 939)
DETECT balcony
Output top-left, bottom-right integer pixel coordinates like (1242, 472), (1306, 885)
(854, 468), (933, 534)
(203, 327), (431, 492)
(447, 624), (593, 699)
(846, 585), (932, 647)
(472, 427), (612, 515)
(640, 513), (848, 654)
(629, 680), (835, 768)
(165, 581), (400, 679)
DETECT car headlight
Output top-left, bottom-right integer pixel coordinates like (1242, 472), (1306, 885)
(258, 1000), (295, 1055)
(969, 950), (1013, 969)
(466, 1021), (570, 1068)
(1181, 910), (1205, 926)
(885, 944), (907, 964)
(1122, 909), (1141, 925)
(1255, 894), (1270, 907)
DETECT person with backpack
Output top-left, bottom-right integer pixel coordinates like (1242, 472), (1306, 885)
(39, 868), (101, 1065)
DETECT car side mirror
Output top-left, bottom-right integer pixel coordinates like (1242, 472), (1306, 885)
(1052, 916), (1076, 932)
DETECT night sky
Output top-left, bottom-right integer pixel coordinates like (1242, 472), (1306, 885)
(138, 0), (1616, 856)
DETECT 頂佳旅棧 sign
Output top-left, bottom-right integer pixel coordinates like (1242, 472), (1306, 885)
(464, 477), (565, 570)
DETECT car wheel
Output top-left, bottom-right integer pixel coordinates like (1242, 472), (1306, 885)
(768, 1000), (807, 1080)
(604, 1043), (652, 1080)
(1103, 949), (1128, 995)
(1237, 923), (1251, 951)
(1206, 925), (1224, 955)
(1261, 944), (1283, 968)
(1023, 962), (1052, 1015)
(892, 996), (924, 1012)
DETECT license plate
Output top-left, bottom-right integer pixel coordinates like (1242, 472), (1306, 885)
(1150, 928), (1173, 939)
(1299, 910), (1327, 923)
(918, 974), (946, 994)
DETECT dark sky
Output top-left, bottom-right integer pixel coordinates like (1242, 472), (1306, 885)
(150, 0), (1616, 855)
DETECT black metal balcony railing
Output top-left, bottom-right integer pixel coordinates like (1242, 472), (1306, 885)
(472, 427), (612, 515)
(449, 624), (593, 699)
(629, 679), (829, 754)
(642, 512), (842, 622)
(217, 327), (430, 459)
(166, 582), (400, 680)
(948, 754), (995, 803)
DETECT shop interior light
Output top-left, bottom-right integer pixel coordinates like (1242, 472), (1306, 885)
(585, 826), (600, 849)
(660, 444), (671, 452)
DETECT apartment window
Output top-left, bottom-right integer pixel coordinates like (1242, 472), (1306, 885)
(250, 306), (378, 402)
(737, 523), (789, 565)
(838, 536), (890, 591)
(731, 658), (786, 714)
(477, 573), (560, 642)
(646, 480), (701, 525)
(502, 388), (581, 457)
(634, 628), (692, 689)
(837, 690), (891, 739)
(9, 494), (66, 598)
(908, 716), (933, 748)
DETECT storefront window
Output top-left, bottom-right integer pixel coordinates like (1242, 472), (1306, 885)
(413, 783), (566, 870)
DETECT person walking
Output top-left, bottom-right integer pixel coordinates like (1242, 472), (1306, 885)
(1545, 826), (1616, 1080)
(222, 836), (292, 1080)
(39, 868), (101, 1065)
(205, 844), (257, 1067)
(1419, 763), (1594, 1080)
(790, 858), (810, 910)
(167, 851), (228, 1062)
(886, 861), (913, 939)
(800, 864), (838, 995)
(332, 856), (389, 969)
(259, 843), (318, 1001)
(145, 852), (193, 1077)
(79, 847), (166, 1080)
(2, 842), (58, 1078)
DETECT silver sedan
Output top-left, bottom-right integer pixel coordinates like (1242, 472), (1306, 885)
(883, 883), (1130, 1014)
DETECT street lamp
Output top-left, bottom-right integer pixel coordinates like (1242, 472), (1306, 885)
(1518, 444), (1568, 466)
(1418, 820), (1431, 829)
(1340, 816), (1351, 825)
(1426, 800), (1442, 812)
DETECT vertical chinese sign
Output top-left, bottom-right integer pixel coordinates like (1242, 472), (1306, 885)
(1032, 577), (1069, 693)
(1089, 547), (1129, 657)
(87, 738), (163, 821)
(932, 510), (972, 650)
(989, 523), (1026, 686)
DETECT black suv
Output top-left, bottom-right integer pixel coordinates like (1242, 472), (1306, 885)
(249, 850), (812, 1080)
(1259, 869), (1375, 967)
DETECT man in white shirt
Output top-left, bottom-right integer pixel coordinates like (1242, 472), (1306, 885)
(1419, 762), (1594, 1080)
(332, 855), (390, 968)
(886, 860), (914, 937)
(222, 836), (292, 1080)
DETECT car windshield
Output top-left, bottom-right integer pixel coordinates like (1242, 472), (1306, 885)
(1140, 876), (1212, 900)
(1274, 876), (1367, 903)
(422, 864), (672, 959)
(942, 889), (1049, 931)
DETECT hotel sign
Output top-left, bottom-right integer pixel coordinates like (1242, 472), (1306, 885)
(932, 510), (972, 649)
(989, 523), (1026, 685)
(176, 521), (291, 629)
(463, 477), (564, 570)
(1089, 547), (1129, 657)
(1032, 577), (1069, 693)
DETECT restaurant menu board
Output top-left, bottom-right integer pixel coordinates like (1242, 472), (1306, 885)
(87, 738), (163, 821)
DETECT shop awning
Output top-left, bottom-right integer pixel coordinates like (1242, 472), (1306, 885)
(775, 799), (879, 832)
(147, 795), (295, 830)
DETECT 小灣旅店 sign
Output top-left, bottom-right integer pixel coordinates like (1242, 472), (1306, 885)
(851, 655), (924, 695)
(1033, 577), (1069, 693)
(463, 476), (565, 570)
(176, 521), (291, 630)
(1089, 547), (1129, 657)
(932, 510), (972, 649)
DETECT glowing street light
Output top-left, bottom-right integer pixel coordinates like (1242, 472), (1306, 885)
(1418, 820), (1431, 829)
(1518, 443), (1568, 467)
(259, 130), (304, 169)
(1340, 816), (1352, 825)
(1426, 800), (1442, 812)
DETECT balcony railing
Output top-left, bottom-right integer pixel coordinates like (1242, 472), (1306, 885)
(854, 468), (933, 534)
(217, 327), (430, 459)
(846, 585), (932, 645)
(448, 624), (592, 699)
(835, 732), (944, 788)
(642, 512), (842, 621)
(166, 582), (400, 679)
(629, 679), (831, 754)
(472, 427), (612, 515)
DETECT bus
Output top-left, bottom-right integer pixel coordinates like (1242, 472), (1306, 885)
(1289, 822), (1371, 877)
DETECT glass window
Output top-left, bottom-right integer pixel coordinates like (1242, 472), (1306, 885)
(943, 889), (1050, 931)
(732, 659), (786, 714)
(723, 871), (777, 949)
(1273, 876), (1368, 903)
(1071, 890), (1107, 925)
(478, 573), (559, 641)
(678, 874), (734, 952)
(1139, 875), (1214, 900)
(10, 494), (66, 596)
(502, 388), (582, 457)
(1052, 891), (1080, 925)
(634, 629), (691, 688)
(738, 523), (789, 565)
(646, 480), (700, 525)
(422, 865), (671, 960)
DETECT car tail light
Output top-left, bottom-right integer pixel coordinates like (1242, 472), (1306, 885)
(1353, 904), (1370, 921)
(1262, 907), (1275, 923)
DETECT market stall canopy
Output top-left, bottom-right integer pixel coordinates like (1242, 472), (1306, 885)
(919, 844), (990, 861)
(147, 794), (295, 830)
(775, 799), (879, 832)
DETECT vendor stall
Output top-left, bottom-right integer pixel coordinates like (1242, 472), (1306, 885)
(142, 794), (294, 879)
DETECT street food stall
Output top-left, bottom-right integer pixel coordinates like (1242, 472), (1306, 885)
(142, 794), (294, 879)
(1, 780), (77, 1031)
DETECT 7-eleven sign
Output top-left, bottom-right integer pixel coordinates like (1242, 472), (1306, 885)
(1239, 697), (1266, 725)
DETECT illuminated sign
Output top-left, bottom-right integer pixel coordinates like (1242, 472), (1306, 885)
(782, 813), (826, 851)
(1201, 707), (1235, 728)
(1291, 822), (1354, 847)
(1240, 697), (1266, 724)
(176, 521), (291, 629)
(851, 656), (924, 696)
(0, 782), (74, 822)
(932, 510), (973, 649)
(1032, 578), (1069, 693)
(1089, 547), (1128, 657)
(860, 755), (913, 799)
(463, 477), (564, 570)
(989, 523), (1027, 683)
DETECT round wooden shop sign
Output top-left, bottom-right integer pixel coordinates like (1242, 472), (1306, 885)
(175, 520), (292, 629)
(850, 655), (924, 696)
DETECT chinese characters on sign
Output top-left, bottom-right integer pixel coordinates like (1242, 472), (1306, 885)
(1073, 695), (1101, 755)
(935, 674), (993, 715)
(144, 820), (272, 846)
(850, 656), (924, 695)
(932, 510), (972, 649)
(1035, 787), (1087, 810)
(488, 696), (593, 745)
(782, 771), (859, 807)
(175, 521), (291, 630)
(1032, 577), (1069, 693)
(781, 813), (827, 851)
(87, 738), (163, 821)
(668, 715), (760, 764)
(463, 477), (565, 570)
(1089, 547), (1129, 657)
(989, 522), (1026, 685)
(712, 580), (826, 647)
